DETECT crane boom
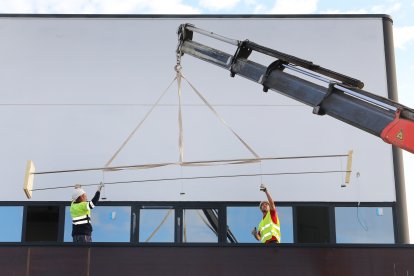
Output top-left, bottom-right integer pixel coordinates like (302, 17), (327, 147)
(176, 23), (414, 154)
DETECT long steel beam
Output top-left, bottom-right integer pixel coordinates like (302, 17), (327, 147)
(180, 40), (395, 136)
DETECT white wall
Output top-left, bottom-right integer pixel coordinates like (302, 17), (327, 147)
(0, 16), (396, 202)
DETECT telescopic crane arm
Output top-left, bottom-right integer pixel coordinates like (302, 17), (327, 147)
(176, 23), (414, 154)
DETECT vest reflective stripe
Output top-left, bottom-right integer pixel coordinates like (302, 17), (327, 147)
(260, 223), (280, 232)
(73, 219), (89, 225)
(258, 211), (281, 243)
(72, 215), (88, 221)
(261, 232), (272, 240)
(72, 214), (91, 225)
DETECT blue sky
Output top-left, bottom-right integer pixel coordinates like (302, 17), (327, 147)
(0, 0), (413, 241)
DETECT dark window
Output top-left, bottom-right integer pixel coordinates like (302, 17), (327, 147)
(296, 206), (331, 243)
(25, 206), (60, 242)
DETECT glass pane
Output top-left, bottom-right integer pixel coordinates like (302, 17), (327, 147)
(139, 209), (174, 243)
(64, 206), (131, 242)
(335, 207), (394, 244)
(182, 209), (218, 243)
(0, 206), (23, 242)
(227, 206), (293, 243)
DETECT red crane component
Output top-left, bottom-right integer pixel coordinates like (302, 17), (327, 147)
(381, 109), (414, 154)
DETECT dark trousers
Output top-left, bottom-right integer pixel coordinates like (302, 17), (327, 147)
(73, 235), (92, 243)
(265, 240), (279, 245)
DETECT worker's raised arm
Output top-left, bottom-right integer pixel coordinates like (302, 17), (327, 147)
(260, 183), (276, 211)
(89, 183), (103, 208)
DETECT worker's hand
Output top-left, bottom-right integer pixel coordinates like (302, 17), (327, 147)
(251, 227), (258, 237)
(98, 182), (104, 192)
(260, 183), (267, 192)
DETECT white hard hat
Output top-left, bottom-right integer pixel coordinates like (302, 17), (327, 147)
(72, 188), (86, 201)
(259, 201), (269, 209)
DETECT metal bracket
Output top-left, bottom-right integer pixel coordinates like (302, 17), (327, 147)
(261, 59), (288, 92)
(313, 82), (336, 115)
(176, 23), (194, 57)
(230, 40), (252, 77)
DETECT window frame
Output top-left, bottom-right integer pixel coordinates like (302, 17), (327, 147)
(0, 201), (397, 245)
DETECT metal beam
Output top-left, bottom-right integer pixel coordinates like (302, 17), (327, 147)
(180, 40), (396, 136)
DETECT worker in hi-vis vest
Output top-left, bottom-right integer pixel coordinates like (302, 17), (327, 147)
(251, 183), (281, 244)
(70, 183), (103, 243)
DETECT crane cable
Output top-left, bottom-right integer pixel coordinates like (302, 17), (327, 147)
(26, 66), (353, 194)
(101, 65), (261, 194)
(175, 63), (261, 193)
(32, 154), (348, 175)
(176, 61), (185, 194)
(31, 169), (350, 192)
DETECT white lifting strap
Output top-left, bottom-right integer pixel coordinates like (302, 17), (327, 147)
(104, 76), (177, 168)
(177, 69), (185, 163)
(105, 64), (260, 171)
(180, 72), (260, 159)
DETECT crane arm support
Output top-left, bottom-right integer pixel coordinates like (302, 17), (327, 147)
(177, 24), (414, 154)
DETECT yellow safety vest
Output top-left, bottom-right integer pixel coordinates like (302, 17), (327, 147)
(70, 201), (94, 225)
(258, 211), (281, 243)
